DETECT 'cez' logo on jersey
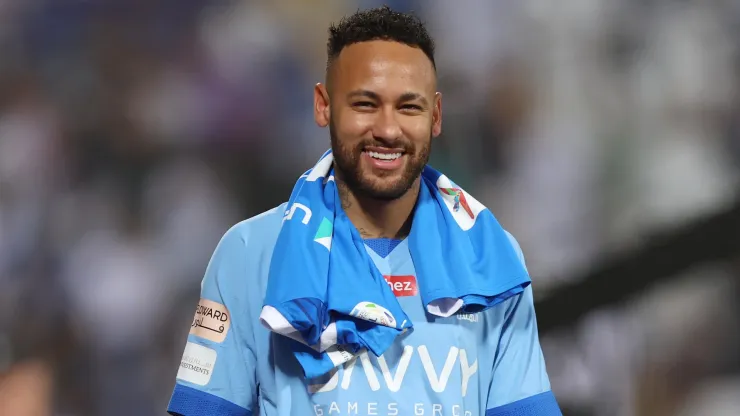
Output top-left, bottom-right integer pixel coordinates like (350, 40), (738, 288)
(384, 275), (418, 297)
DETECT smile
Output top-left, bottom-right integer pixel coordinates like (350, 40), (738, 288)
(362, 147), (406, 171)
(366, 151), (402, 161)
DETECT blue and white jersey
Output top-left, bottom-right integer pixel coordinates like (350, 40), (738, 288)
(167, 203), (561, 416)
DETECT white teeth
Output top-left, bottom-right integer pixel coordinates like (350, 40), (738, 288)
(367, 151), (402, 160)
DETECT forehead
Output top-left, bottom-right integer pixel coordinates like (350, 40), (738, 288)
(331, 40), (436, 95)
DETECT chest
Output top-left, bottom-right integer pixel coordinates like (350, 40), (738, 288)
(257, 296), (498, 416)
(254, 243), (505, 414)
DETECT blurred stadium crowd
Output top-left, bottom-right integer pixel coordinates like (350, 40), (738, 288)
(1, 0), (739, 415)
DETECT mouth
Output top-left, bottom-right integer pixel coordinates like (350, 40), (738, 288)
(362, 146), (406, 171)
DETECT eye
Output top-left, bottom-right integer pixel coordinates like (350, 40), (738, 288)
(352, 101), (375, 108)
(400, 104), (423, 111)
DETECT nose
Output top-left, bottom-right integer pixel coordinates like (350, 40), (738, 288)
(371, 108), (402, 142)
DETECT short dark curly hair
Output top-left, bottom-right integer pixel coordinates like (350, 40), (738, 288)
(326, 6), (436, 72)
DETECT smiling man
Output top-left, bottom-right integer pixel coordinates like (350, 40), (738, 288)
(167, 6), (561, 416)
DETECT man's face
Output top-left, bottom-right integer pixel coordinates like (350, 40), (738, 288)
(316, 40), (442, 200)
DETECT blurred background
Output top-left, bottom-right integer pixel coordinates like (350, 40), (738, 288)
(0, 0), (739, 415)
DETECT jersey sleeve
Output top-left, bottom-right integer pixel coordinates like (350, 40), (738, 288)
(486, 234), (562, 416)
(167, 225), (258, 416)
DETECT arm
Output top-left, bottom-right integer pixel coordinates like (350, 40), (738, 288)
(167, 226), (258, 416)
(0, 361), (53, 416)
(485, 234), (561, 416)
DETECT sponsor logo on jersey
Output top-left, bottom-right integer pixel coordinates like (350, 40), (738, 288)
(350, 302), (396, 327)
(308, 345), (478, 416)
(384, 275), (418, 297)
(456, 313), (479, 323)
(190, 298), (231, 343)
(176, 342), (217, 386)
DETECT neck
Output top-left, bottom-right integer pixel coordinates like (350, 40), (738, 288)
(337, 177), (419, 240)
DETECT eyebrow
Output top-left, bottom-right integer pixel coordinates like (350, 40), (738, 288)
(347, 90), (429, 107)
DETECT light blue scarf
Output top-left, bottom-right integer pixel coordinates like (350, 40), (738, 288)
(259, 150), (530, 379)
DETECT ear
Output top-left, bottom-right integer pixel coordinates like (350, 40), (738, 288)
(431, 91), (442, 137)
(314, 83), (330, 128)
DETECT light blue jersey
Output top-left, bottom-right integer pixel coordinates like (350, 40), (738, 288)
(168, 203), (561, 416)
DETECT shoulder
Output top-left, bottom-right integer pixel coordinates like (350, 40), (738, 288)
(503, 229), (527, 272)
(202, 203), (287, 289)
(221, 202), (288, 252)
(484, 229), (531, 321)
